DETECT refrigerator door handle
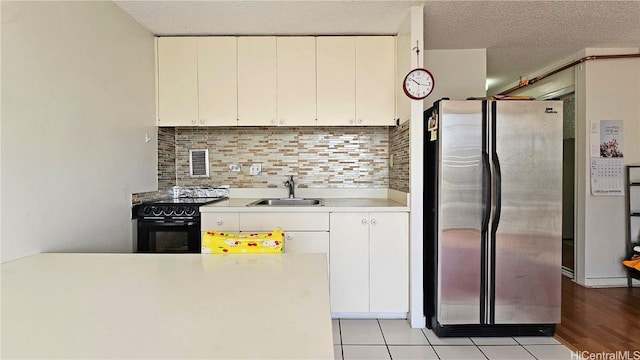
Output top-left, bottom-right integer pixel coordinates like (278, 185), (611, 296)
(489, 153), (501, 324)
(481, 152), (491, 233)
(493, 154), (502, 228)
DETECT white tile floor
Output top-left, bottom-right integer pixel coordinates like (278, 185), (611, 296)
(333, 319), (574, 360)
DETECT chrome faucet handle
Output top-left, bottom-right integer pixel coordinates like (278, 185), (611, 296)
(284, 176), (295, 198)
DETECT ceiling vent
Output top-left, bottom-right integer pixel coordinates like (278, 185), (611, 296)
(189, 149), (209, 177)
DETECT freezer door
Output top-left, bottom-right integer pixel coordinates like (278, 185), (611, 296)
(437, 100), (485, 325)
(491, 100), (562, 324)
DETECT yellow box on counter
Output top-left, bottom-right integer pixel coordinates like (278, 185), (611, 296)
(202, 228), (285, 254)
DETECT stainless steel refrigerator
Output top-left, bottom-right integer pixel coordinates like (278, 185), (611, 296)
(423, 99), (562, 337)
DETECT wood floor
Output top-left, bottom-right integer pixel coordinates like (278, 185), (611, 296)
(555, 275), (640, 352)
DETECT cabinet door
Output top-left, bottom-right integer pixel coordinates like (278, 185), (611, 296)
(316, 37), (356, 126)
(237, 37), (277, 126)
(369, 212), (409, 312)
(284, 232), (330, 274)
(157, 37), (198, 126)
(356, 36), (396, 126)
(330, 212), (369, 312)
(277, 37), (316, 126)
(198, 37), (238, 126)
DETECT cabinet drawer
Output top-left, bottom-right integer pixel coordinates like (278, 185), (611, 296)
(201, 213), (240, 232)
(240, 213), (329, 231)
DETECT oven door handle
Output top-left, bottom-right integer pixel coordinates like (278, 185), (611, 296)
(138, 221), (198, 227)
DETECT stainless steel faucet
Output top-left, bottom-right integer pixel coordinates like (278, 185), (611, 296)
(283, 175), (295, 199)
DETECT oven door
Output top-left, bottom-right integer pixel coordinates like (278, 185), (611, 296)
(137, 220), (201, 253)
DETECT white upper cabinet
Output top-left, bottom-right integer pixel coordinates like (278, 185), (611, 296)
(276, 37), (317, 126)
(237, 37), (277, 126)
(317, 36), (396, 126)
(356, 36), (396, 126)
(157, 37), (238, 126)
(157, 36), (395, 127)
(198, 37), (238, 126)
(157, 37), (199, 126)
(316, 37), (356, 126)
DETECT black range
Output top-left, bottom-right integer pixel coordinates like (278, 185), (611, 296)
(135, 197), (227, 253)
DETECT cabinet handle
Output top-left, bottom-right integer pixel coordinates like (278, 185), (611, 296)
(200, 119), (205, 125)
(216, 220), (223, 225)
(357, 119), (363, 124)
(371, 219), (377, 225)
(349, 119), (355, 125)
(279, 119), (285, 125)
(270, 119), (276, 125)
(361, 219), (368, 225)
(191, 119), (197, 124)
(286, 235), (292, 240)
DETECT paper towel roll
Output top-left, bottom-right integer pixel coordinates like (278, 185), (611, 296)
(634, 246), (640, 253)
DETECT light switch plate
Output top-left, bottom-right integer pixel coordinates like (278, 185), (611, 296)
(249, 163), (262, 175)
(228, 163), (241, 172)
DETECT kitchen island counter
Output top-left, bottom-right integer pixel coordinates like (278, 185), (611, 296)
(1, 253), (333, 359)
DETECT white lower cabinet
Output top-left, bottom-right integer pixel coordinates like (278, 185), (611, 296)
(201, 210), (408, 315)
(329, 212), (409, 313)
(283, 232), (330, 274)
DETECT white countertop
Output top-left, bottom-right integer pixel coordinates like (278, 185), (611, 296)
(201, 197), (409, 213)
(1, 253), (333, 359)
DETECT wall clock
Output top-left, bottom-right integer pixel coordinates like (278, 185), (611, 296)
(402, 68), (434, 100)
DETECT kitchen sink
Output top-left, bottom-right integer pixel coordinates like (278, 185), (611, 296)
(247, 198), (324, 206)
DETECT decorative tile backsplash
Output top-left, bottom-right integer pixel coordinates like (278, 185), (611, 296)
(158, 127), (177, 191)
(173, 127), (389, 188)
(134, 125), (410, 203)
(389, 121), (410, 193)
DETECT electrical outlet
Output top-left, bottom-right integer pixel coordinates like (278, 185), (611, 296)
(249, 163), (262, 175)
(228, 163), (241, 172)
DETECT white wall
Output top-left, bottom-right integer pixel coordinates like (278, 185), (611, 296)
(408, 6), (426, 328)
(1, 1), (157, 262)
(395, 12), (411, 124)
(423, 49), (487, 106)
(577, 48), (640, 286)
(497, 53), (578, 99)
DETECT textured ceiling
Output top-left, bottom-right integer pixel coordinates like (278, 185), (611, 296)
(115, 0), (640, 94)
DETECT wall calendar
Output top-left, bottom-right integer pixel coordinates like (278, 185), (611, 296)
(590, 120), (624, 196)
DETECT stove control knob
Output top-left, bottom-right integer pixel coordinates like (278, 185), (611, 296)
(152, 206), (163, 216)
(185, 206), (196, 216)
(141, 206), (153, 216)
(174, 206), (185, 216)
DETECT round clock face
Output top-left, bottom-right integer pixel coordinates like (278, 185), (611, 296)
(403, 68), (434, 100)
